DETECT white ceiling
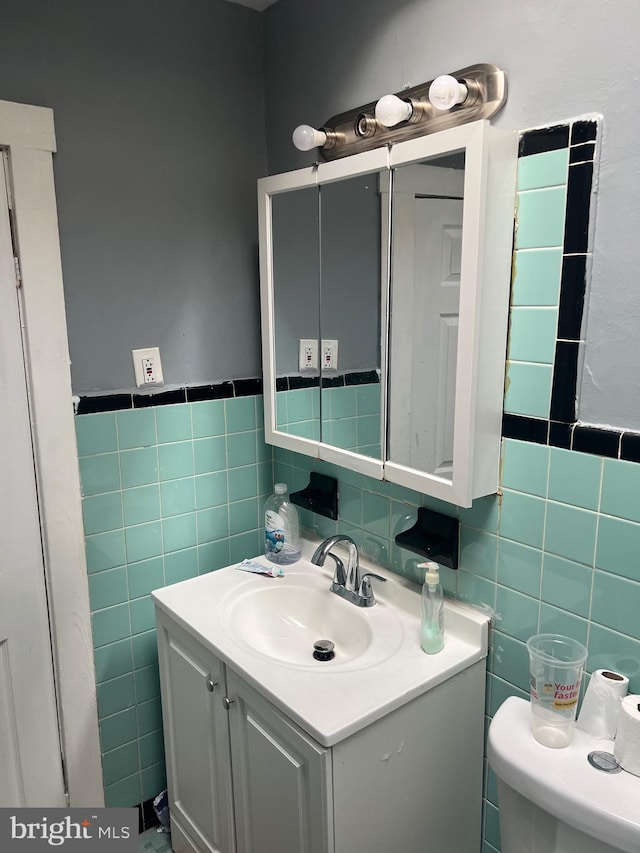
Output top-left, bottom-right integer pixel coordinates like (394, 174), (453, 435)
(225, 0), (279, 10)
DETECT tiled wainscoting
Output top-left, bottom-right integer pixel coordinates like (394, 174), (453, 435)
(76, 394), (272, 807)
(276, 379), (381, 457)
(75, 118), (640, 852)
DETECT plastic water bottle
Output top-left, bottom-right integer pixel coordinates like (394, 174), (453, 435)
(264, 483), (301, 565)
(419, 560), (444, 654)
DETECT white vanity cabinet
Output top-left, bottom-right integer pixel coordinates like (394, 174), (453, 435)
(156, 604), (486, 853)
(155, 614), (234, 853)
(225, 668), (332, 853)
(156, 611), (332, 853)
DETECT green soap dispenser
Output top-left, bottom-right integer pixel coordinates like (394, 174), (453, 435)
(419, 560), (444, 654)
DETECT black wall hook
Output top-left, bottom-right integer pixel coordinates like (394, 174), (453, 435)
(394, 507), (459, 569)
(290, 472), (338, 521)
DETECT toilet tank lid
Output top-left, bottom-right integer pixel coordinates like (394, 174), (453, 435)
(487, 697), (640, 853)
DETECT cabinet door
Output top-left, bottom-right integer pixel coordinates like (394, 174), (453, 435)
(156, 614), (235, 853)
(226, 670), (333, 853)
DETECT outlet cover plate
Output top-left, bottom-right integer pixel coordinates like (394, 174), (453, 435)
(298, 338), (318, 372)
(132, 346), (164, 387)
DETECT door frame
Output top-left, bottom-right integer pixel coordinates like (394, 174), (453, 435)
(0, 99), (103, 805)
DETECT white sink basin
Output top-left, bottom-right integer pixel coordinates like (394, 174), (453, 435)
(221, 572), (402, 669)
(152, 541), (489, 745)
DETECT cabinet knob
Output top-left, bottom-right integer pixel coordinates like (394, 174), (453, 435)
(205, 678), (218, 692)
(222, 696), (235, 710)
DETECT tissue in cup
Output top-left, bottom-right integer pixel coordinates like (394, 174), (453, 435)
(526, 634), (588, 748)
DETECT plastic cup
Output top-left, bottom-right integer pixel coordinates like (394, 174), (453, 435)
(526, 633), (588, 748)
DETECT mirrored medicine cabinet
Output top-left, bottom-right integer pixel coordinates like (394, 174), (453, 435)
(258, 120), (517, 507)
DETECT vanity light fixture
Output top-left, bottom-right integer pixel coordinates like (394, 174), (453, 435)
(290, 62), (507, 160)
(374, 93), (414, 128)
(428, 74), (469, 111)
(292, 124), (340, 152)
(292, 124), (326, 151)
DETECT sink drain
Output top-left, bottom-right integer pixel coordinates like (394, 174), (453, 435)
(587, 751), (622, 773)
(313, 639), (335, 662)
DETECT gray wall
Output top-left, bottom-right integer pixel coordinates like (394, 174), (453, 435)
(264, 0), (640, 430)
(272, 175), (381, 375)
(0, 0), (267, 394)
(3, 0), (638, 419)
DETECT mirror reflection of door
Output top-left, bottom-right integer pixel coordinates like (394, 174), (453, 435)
(388, 156), (465, 480)
(319, 173), (384, 460)
(272, 186), (320, 440)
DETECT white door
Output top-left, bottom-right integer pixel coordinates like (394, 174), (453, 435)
(388, 164), (464, 478)
(410, 195), (463, 475)
(0, 155), (66, 806)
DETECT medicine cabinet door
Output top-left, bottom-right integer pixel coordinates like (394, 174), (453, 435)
(316, 149), (387, 477)
(384, 121), (516, 506)
(258, 149), (387, 480)
(259, 167), (321, 458)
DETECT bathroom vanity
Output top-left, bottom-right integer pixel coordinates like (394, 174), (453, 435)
(152, 542), (489, 853)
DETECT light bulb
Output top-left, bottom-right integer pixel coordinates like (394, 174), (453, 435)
(292, 124), (327, 151)
(374, 94), (413, 128)
(428, 75), (468, 111)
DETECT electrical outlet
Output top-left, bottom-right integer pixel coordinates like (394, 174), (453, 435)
(132, 347), (164, 387)
(322, 339), (338, 371)
(298, 339), (318, 372)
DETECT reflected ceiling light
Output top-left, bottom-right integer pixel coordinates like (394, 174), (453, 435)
(292, 124), (327, 151)
(428, 75), (468, 111)
(374, 94), (413, 128)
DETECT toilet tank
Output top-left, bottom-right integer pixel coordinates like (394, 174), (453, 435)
(487, 697), (640, 853)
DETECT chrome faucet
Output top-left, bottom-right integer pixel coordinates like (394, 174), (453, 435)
(311, 534), (386, 607)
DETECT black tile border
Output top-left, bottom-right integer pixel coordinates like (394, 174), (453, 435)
(76, 370), (377, 415)
(289, 375), (320, 390)
(548, 421), (572, 449)
(186, 381), (234, 402)
(509, 117), (640, 464)
(549, 341), (579, 423)
(134, 389), (186, 408)
(573, 425), (621, 459)
(76, 377), (262, 415)
(518, 124), (569, 157)
(570, 142), (595, 164)
(571, 119), (598, 145)
(557, 255), (587, 341)
(275, 370), (381, 392)
(345, 369), (379, 386)
(563, 161), (593, 254)
(621, 432), (640, 464)
(502, 414), (548, 444)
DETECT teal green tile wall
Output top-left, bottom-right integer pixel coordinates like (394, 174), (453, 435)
(505, 147), (570, 421)
(276, 383), (382, 457)
(76, 396), (271, 807)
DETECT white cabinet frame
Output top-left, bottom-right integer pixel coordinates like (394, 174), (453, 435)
(258, 121), (516, 507)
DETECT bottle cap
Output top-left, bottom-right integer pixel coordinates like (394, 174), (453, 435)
(418, 560), (440, 584)
(274, 483), (287, 494)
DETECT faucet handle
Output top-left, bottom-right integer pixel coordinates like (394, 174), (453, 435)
(327, 553), (346, 587)
(359, 572), (386, 603)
